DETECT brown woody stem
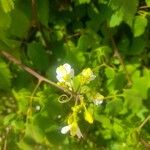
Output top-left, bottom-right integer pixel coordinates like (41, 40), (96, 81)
(0, 51), (71, 95)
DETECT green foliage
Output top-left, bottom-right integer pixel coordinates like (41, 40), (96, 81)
(37, 0), (49, 26)
(133, 16), (148, 37)
(109, 0), (138, 27)
(0, 59), (11, 90)
(27, 42), (49, 72)
(145, 0), (150, 6)
(9, 8), (30, 37)
(75, 0), (91, 5)
(0, 0), (15, 13)
(0, 7), (11, 29)
(0, 0), (150, 149)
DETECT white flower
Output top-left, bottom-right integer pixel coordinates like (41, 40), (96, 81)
(61, 123), (83, 138)
(61, 125), (72, 134)
(56, 63), (74, 82)
(80, 68), (96, 84)
(93, 93), (104, 105)
(94, 99), (103, 105)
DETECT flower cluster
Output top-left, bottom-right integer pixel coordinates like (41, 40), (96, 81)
(61, 105), (83, 138)
(56, 63), (104, 138)
(56, 63), (96, 89)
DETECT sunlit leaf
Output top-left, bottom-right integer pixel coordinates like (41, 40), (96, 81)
(133, 16), (148, 37)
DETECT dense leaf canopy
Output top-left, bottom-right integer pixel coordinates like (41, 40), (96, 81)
(0, 0), (150, 149)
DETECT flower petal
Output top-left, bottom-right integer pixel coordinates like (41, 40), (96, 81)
(84, 111), (93, 124)
(94, 99), (103, 105)
(63, 63), (71, 73)
(76, 127), (83, 138)
(61, 125), (71, 134)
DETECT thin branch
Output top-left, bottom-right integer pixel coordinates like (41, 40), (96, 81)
(3, 136), (7, 150)
(27, 80), (42, 117)
(140, 138), (150, 149)
(110, 33), (132, 86)
(31, 0), (51, 50)
(137, 115), (150, 148)
(139, 6), (150, 9)
(3, 128), (10, 150)
(31, 0), (38, 27)
(0, 51), (72, 95)
(138, 115), (150, 131)
(38, 23), (51, 50)
(65, 32), (81, 40)
(92, 63), (113, 71)
(104, 94), (124, 100)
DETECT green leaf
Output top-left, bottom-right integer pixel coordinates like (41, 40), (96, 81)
(98, 0), (108, 4)
(0, 59), (11, 90)
(77, 0), (91, 4)
(65, 47), (86, 69)
(146, 0), (150, 6)
(25, 123), (45, 143)
(27, 42), (49, 72)
(77, 34), (92, 51)
(0, 39), (10, 50)
(72, 76), (81, 92)
(109, 10), (123, 27)
(77, 30), (101, 51)
(124, 88), (143, 113)
(107, 72), (126, 92)
(113, 120), (125, 138)
(0, 0), (14, 13)
(8, 8), (30, 37)
(133, 16), (148, 37)
(105, 99), (124, 116)
(95, 114), (111, 129)
(18, 140), (33, 150)
(12, 89), (30, 113)
(110, 0), (138, 27)
(4, 113), (16, 125)
(131, 69), (150, 99)
(46, 125), (64, 145)
(0, 7), (11, 29)
(122, 0), (138, 26)
(120, 37), (146, 55)
(105, 67), (115, 79)
(37, 0), (49, 26)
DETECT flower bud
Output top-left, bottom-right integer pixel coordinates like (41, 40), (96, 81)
(93, 93), (104, 105)
(84, 110), (93, 124)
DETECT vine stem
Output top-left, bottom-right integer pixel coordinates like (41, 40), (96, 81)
(3, 128), (10, 150)
(137, 115), (150, 148)
(104, 94), (124, 100)
(139, 6), (150, 9)
(27, 80), (42, 118)
(110, 33), (132, 86)
(31, 0), (38, 27)
(31, 0), (51, 50)
(138, 115), (150, 131)
(0, 51), (72, 96)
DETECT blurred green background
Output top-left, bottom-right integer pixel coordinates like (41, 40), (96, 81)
(0, 0), (150, 149)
